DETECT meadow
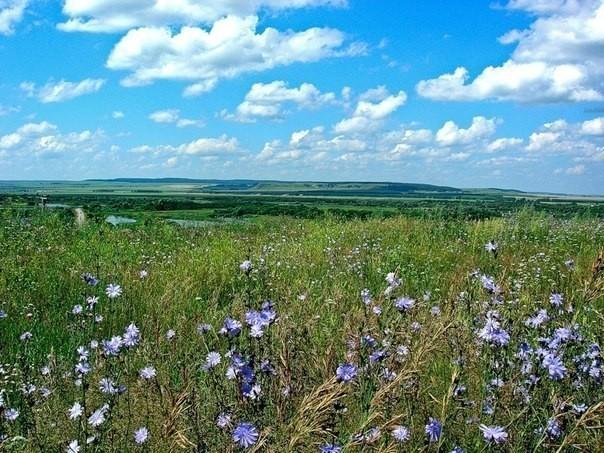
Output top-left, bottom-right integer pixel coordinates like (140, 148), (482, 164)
(1, 204), (603, 452)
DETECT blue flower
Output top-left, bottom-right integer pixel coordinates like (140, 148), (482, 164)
(550, 293), (564, 307)
(232, 422), (258, 449)
(425, 418), (442, 443)
(320, 443), (342, 453)
(336, 363), (357, 383)
(542, 353), (567, 380)
(394, 296), (415, 311)
(479, 424), (508, 444)
(546, 418), (562, 439)
(220, 317), (242, 337)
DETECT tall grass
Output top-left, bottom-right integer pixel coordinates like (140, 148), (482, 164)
(0, 209), (603, 451)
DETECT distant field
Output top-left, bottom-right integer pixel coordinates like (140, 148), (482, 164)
(1, 180), (604, 225)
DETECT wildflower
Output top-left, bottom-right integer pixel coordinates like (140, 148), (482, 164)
(99, 377), (118, 395)
(102, 336), (123, 356)
(395, 296), (415, 311)
(0, 310), (6, 319)
(369, 349), (387, 364)
(320, 444), (342, 453)
(139, 270), (148, 279)
(451, 448), (465, 453)
(4, 408), (19, 421)
(526, 309), (549, 328)
(239, 260), (252, 272)
(75, 361), (91, 375)
(220, 318), (242, 337)
(542, 353), (567, 380)
(572, 403), (587, 414)
(20, 331), (33, 341)
(134, 427), (149, 444)
(216, 412), (232, 429)
(392, 425), (410, 442)
(197, 323), (212, 334)
(385, 272), (400, 287)
(425, 418), (442, 443)
(203, 352), (222, 370)
(86, 296), (99, 309)
(66, 440), (80, 453)
(477, 312), (510, 347)
(166, 329), (176, 340)
(431, 305), (441, 316)
(88, 404), (108, 427)
(564, 259), (575, 270)
(361, 288), (372, 305)
(485, 240), (498, 255)
(81, 273), (99, 286)
(546, 418), (562, 439)
(480, 275), (501, 294)
(68, 402), (83, 419)
(123, 323), (141, 347)
(105, 283), (122, 298)
(232, 422), (258, 448)
(139, 366), (156, 380)
(550, 293), (564, 307)
(372, 305), (382, 315)
(72, 305), (83, 315)
(479, 424), (508, 444)
(336, 363), (358, 383)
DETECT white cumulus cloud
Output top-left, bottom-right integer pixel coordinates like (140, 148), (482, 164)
(21, 79), (106, 103)
(417, 1), (604, 103)
(106, 15), (361, 94)
(223, 80), (335, 121)
(435, 116), (497, 147)
(333, 88), (407, 134)
(59, 0), (347, 33)
(0, 0), (27, 35)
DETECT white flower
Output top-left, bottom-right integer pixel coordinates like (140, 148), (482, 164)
(140, 366), (157, 380)
(105, 283), (122, 299)
(66, 440), (80, 453)
(69, 402), (83, 420)
(134, 427), (149, 444)
(88, 404), (109, 427)
(239, 260), (252, 272)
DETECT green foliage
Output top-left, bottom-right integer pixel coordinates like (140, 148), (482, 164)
(0, 210), (603, 451)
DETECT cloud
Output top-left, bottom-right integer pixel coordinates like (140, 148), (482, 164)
(0, 105), (20, 116)
(149, 109), (204, 128)
(59, 0), (347, 33)
(106, 15), (361, 94)
(132, 134), (239, 156)
(0, 121), (103, 157)
(21, 79), (106, 103)
(486, 137), (523, 152)
(417, 1), (604, 103)
(0, 0), (27, 35)
(565, 164), (586, 175)
(526, 131), (561, 152)
(223, 80), (335, 122)
(112, 111), (125, 119)
(333, 88), (407, 134)
(580, 117), (604, 136)
(435, 116), (497, 146)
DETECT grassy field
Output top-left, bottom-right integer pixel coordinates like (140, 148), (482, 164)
(0, 205), (603, 452)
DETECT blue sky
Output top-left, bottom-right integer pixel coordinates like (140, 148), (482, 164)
(0, 0), (603, 194)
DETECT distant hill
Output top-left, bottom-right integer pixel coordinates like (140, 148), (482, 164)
(86, 178), (466, 196)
